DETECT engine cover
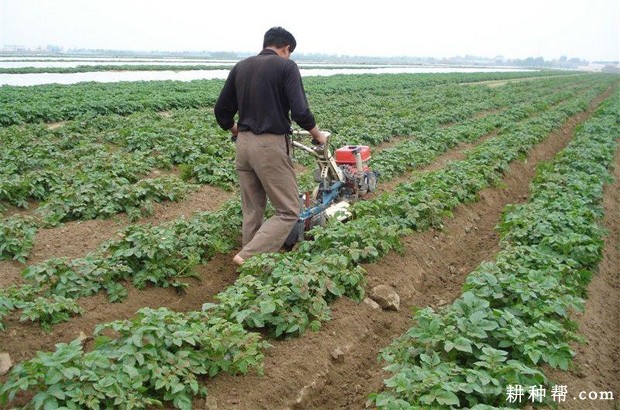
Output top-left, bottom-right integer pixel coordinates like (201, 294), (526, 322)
(335, 145), (371, 165)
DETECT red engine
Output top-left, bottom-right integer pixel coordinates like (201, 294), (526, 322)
(334, 145), (377, 198)
(335, 145), (371, 169)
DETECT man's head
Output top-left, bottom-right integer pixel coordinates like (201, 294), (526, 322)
(263, 27), (297, 55)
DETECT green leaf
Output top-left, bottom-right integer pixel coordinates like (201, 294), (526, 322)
(123, 364), (140, 379)
(155, 379), (166, 390)
(259, 300), (276, 315)
(419, 353), (432, 365)
(454, 336), (473, 353)
(98, 376), (116, 388)
(48, 385), (66, 400)
(435, 390), (460, 406)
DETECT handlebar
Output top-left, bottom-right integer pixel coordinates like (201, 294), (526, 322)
(290, 130), (332, 158)
(291, 129), (331, 146)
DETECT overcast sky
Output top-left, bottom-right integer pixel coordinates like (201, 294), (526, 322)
(1, 0), (618, 61)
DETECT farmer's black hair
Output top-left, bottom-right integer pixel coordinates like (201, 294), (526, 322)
(263, 26), (297, 52)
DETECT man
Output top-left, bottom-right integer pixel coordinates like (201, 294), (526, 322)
(214, 26), (327, 266)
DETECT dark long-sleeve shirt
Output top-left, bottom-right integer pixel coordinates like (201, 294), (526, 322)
(214, 49), (316, 135)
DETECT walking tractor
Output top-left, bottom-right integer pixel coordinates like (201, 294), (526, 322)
(285, 130), (379, 248)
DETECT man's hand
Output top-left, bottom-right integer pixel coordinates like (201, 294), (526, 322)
(229, 123), (239, 142)
(315, 131), (328, 145)
(309, 126), (328, 145)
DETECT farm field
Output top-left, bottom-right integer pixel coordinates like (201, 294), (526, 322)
(0, 71), (618, 409)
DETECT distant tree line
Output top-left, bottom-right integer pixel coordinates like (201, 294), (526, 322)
(3, 46), (618, 71)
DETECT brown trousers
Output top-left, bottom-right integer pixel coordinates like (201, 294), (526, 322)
(235, 131), (300, 259)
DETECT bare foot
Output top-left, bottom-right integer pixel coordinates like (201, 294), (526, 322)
(232, 254), (245, 266)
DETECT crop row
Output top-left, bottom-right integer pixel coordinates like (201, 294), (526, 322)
(0, 74), (599, 262)
(0, 199), (243, 330)
(0, 75), (605, 331)
(0, 71), (578, 127)
(0, 111), (232, 263)
(370, 90), (619, 409)
(370, 77), (594, 179)
(0, 80), (224, 126)
(311, 74), (590, 147)
(1, 74), (596, 197)
(0, 76), (596, 261)
(0, 78), (612, 408)
(0, 108), (234, 230)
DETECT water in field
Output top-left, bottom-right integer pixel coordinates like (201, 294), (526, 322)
(0, 65), (534, 87)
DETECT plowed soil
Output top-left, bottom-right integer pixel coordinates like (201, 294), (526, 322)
(0, 86), (617, 410)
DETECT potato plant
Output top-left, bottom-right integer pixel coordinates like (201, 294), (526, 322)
(370, 89), (619, 409)
(0, 73), (616, 409)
